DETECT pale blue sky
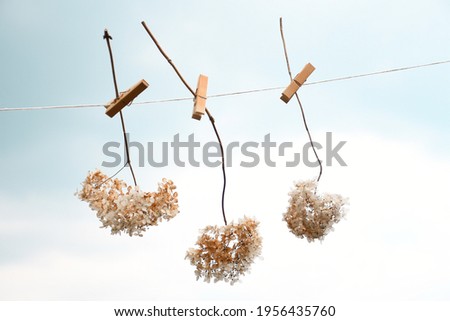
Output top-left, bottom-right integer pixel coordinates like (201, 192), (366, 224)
(1, 0), (450, 300)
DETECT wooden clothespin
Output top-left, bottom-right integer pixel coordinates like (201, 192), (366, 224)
(280, 63), (315, 103)
(192, 74), (208, 120)
(105, 79), (149, 118)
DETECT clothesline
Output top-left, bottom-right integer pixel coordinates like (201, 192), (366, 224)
(1, 59), (449, 112)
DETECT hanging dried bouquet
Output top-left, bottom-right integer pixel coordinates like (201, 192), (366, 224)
(77, 170), (179, 236)
(283, 180), (347, 242)
(186, 217), (262, 284)
(279, 18), (348, 241)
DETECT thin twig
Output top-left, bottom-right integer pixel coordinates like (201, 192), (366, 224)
(141, 21), (228, 225)
(141, 22), (196, 97)
(103, 29), (138, 186)
(279, 18), (323, 182)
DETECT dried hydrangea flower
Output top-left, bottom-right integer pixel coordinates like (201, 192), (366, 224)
(76, 169), (179, 236)
(186, 217), (262, 285)
(283, 179), (347, 242)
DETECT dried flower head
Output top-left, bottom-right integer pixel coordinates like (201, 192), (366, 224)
(76, 169), (179, 236)
(283, 179), (347, 242)
(186, 217), (262, 285)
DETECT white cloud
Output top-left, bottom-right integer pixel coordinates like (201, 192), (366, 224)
(1, 132), (449, 300)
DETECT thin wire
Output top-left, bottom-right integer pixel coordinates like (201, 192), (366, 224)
(305, 59), (450, 86)
(1, 58), (449, 112)
(141, 21), (228, 225)
(104, 29), (138, 186)
(94, 163), (128, 188)
(135, 97), (192, 104)
(208, 87), (283, 98)
(280, 18), (322, 182)
(0, 103), (102, 112)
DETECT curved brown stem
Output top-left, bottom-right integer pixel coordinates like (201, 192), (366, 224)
(141, 21), (228, 225)
(205, 109), (227, 226)
(103, 29), (138, 186)
(279, 18), (323, 182)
